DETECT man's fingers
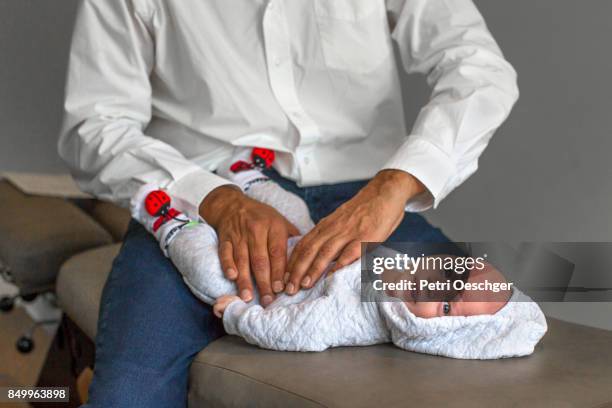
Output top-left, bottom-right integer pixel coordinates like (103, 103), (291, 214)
(286, 227), (318, 279)
(268, 224), (288, 294)
(299, 236), (346, 288)
(234, 240), (253, 302)
(286, 221), (300, 237)
(285, 234), (325, 295)
(219, 240), (238, 280)
(247, 225), (274, 306)
(330, 240), (361, 273)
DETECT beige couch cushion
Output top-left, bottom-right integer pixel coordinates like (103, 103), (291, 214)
(191, 320), (612, 407)
(57, 244), (121, 339)
(86, 201), (131, 242)
(0, 181), (113, 294)
(57, 244), (612, 408)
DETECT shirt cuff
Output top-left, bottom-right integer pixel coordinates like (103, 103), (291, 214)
(167, 169), (237, 220)
(222, 300), (252, 336)
(381, 138), (457, 212)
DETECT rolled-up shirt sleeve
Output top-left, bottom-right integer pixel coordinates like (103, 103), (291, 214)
(383, 0), (520, 211)
(58, 0), (234, 217)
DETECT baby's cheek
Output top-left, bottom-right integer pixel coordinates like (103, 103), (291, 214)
(403, 301), (440, 318)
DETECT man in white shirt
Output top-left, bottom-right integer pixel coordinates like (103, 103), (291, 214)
(59, 0), (518, 406)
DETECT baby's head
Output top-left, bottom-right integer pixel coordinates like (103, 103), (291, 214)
(377, 254), (547, 359)
(382, 255), (512, 318)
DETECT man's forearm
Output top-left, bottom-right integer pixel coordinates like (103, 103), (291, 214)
(383, 0), (519, 210)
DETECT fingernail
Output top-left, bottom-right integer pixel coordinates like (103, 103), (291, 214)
(283, 273), (290, 283)
(261, 295), (273, 306)
(285, 283), (295, 294)
(240, 289), (252, 301)
(272, 280), (284, 293)
(301, 276), (311, 288)
(227, 268), (237, 279)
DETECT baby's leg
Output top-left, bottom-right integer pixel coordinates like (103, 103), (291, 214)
(218, 147), (315, 234)
(131, 185), (238, 305)
(247, 181), (314, 235)
(131, 145), (316, 306)
(167, 223), (238, 304)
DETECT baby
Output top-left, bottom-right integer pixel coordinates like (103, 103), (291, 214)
(131, 148), (547, 359)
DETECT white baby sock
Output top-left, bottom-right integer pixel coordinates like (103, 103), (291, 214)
(131, 184), (234, 303)
(168, 222), (238, 304)
(130, 185), (199, 256)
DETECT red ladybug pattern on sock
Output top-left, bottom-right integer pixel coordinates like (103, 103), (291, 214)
(230, 160), (254, 173)
(251, 147), (275, 169)
(145, 190), (184, 232)
(145, 190), (171, 217)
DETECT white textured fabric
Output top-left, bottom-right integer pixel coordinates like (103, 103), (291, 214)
(59, 0), (518, 213)
(169, 224), (238, 304)
(224, 259), (548, 359)
(379, 289), (548, 359)
(248, 182), (314, 234)
(224, 258), (389, 352)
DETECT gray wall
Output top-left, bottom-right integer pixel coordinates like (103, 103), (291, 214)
(0, 0), (78, 172)
(1, 1), (611, 327)
(417, 1), (612, 242)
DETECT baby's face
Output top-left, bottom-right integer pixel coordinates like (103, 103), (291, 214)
(381, 256), (511, 318)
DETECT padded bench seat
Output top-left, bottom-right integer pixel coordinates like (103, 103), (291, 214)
(0, 180), (113, 294)
(57, 245), (612, 408)
(56, 244), (122, 339)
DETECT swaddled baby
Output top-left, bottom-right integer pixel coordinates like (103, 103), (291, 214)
(131, 148), (547, 359)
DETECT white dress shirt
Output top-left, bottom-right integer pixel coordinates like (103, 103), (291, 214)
(59, 0), (518, 217)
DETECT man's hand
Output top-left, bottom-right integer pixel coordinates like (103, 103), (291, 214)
(200, 186), (299, 306)
(213, 294), (241, 318)
(284, 170), (425, 294)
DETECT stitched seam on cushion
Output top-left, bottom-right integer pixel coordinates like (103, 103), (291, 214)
(191, 360), (327, 407)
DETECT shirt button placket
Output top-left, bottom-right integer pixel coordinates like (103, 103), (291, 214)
(263, 0), (322, 184)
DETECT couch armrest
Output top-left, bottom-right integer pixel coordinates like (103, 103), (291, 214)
(0, 180), (113, 294)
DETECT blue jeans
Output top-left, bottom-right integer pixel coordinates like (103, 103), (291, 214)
(85, 172), (449, 407)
